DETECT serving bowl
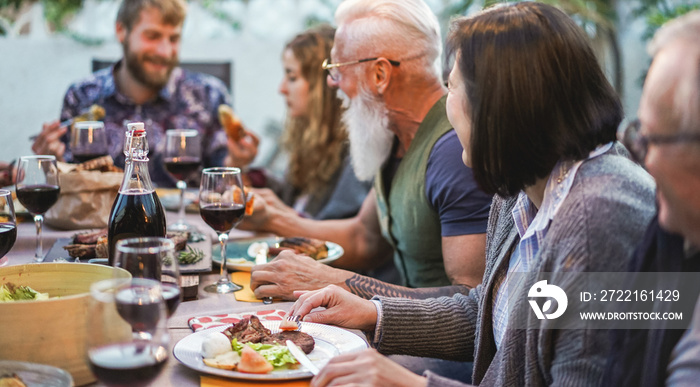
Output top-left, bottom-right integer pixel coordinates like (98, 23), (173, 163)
(0, 263), (130, 385)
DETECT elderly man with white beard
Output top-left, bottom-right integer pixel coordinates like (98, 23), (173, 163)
(244, 0), (492, 309)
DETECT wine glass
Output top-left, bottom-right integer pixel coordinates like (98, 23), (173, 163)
(199, 167), (246, 293)
(71, 121), (109, 163)
(87, 278), (169, 387)
(113, 237), (182, 318)
(163, 129), (201, 232)
(0, 190), (17, 267)
(15, 155), (60, 262)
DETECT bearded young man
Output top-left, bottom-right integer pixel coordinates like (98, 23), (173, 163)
(246, 0), (492, 303)
(32, 0), (231, 187)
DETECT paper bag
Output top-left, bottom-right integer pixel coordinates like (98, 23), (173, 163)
(44, 168), (122, 230)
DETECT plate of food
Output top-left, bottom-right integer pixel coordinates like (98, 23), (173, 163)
(0, 360), (73, 387)
(48, 229), (212, 273)
(158, 188), (199, 213)
(173, 315), (367, 381)
(211, 236), (343, 271)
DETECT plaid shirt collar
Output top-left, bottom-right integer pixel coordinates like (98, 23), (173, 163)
(511, 142), (613, 271)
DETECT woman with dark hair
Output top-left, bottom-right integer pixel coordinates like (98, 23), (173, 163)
(226, 24), (371, 220)
(285, 3), (656, 386)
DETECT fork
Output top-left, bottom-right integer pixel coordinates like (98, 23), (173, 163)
(273, 314), (301, 334)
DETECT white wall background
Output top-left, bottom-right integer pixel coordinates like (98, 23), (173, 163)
(0, 0), (650, 167)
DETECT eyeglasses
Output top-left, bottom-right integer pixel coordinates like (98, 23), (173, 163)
(621, 118), (700, 165)
(322, 57), (401, 81)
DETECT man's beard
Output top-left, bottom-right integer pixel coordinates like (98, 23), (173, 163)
(123, 39), (177, 90)
(339, 88), (394, 182)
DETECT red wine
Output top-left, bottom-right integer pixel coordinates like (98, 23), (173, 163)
(73, 153), (108, 163)
(0, 223), (16, 257)
(16, 185), (60, 215)
(200, 203), (245, 232)
(164, 156), (201, 181)
(88, 342), (167, 387)
(108, 190), (166, 265)
(115, 287), (162, 332)
(162, 283), (181, 317)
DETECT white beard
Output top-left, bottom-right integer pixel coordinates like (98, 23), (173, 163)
(339, 88), (394, 182)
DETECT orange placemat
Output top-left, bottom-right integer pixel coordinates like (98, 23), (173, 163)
(231, 271), (261, 303)
(201, 375), (310, 386)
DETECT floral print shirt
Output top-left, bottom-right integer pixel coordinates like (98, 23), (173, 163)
(59, 60), (231, 187)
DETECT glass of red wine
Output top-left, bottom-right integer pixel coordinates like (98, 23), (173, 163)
(163, 129), (201, 232)
(0, 190), (17, 267)
(87, 278), (169, 387)
(113, 237), (181, 318)
(71, 121), (108, 163)
(15, 155), (60, 262)
(199, 167), (246, 293)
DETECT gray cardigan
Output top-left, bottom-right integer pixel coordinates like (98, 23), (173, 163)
(375, 145), (656, 386)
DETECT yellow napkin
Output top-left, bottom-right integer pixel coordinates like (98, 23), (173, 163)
(232, 271), (262, 303)
(201, 375), (310, 387)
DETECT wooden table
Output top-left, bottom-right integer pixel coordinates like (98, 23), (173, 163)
(4, 210), (310, 386)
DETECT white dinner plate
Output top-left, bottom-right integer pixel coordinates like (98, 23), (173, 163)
(211, 237), (344, 272)
(173, 321), (368, 381)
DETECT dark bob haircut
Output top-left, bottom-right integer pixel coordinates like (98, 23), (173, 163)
(446, 2), (622, 197)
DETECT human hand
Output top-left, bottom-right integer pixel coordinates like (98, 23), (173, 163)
(251, 252), (348, 301)
(31, 120), (67, 161)
(0, 161), (15, 187)
(288, 284), (377, 331)
(224, 130), (259, 168)
(310, 349), (427, 387)
(237, 188), (274, 232)
(253, 188), (297, 217)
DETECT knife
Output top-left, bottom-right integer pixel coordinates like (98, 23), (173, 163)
(286, 340), (320, 375)
(254, 242), (273, 304)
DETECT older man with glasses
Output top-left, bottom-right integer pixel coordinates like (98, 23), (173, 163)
(243, 0), (493, 380)
(603, 10), (700, 387)
(246, 0), (493, 302)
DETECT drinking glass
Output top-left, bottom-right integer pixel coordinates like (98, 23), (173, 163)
(164, 129), (201, 232)
(87, 278), (169, 387)
(113, 237), (181, 318)
(71, 121), (109, 163)
(199, 167), (246, 293)
(0, 190), (17, 267)
(15, 155), (60, 262)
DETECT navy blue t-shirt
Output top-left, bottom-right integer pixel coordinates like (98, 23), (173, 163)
(425, 130), (492, 236)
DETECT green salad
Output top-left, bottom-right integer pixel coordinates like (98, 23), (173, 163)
(0, 283), (49, 302)
(231, 338), (297, 367)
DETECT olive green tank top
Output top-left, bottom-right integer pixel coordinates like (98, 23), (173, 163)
(374, 96), (452, 287)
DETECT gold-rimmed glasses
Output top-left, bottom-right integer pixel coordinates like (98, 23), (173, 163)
(620, 119), (700, 165)
(322, 57), (400, 81)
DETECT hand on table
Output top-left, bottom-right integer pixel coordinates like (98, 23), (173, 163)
(288, 284), (377, 331)
(310, 348), (427, 387)
(32, 120), (67, 161)
(251, 251), (349, 301)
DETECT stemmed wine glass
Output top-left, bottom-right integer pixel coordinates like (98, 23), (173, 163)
(199, 167), (246, 293)
(15, 155), (60, 262)
(164, 129), (201, 232)
(87, 278), (169, 387)
(113, 237), (182, 317)
(71, 121), (109, 163)
(0, 190), (17, 267)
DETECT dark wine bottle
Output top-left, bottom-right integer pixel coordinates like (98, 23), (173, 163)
(108, 123), (166, 265)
